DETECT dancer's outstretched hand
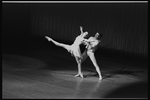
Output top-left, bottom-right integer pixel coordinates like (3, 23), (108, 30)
(80, 26), (83, 29)
(45, 36), (52, 41)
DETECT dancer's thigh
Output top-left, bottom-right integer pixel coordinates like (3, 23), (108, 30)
(81, 51), (88, 63)
(87, 51), (98, 66)
(60, 44), (71, 51)
(75, 56), (81, 64)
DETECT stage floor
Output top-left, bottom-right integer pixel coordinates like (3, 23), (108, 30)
(2, 50), (148, 99)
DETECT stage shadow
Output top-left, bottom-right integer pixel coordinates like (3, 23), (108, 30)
(104, 81), (148, 98)
(83, 67), (146, 80)
(2, 54), (47, 71)
(83, 67), (147, 98)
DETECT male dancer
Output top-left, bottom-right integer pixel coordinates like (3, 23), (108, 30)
(75, 32), (103, 81)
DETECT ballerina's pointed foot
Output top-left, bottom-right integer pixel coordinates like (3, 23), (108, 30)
(45, 36), (52, 41)
(74, 73), (84, 78)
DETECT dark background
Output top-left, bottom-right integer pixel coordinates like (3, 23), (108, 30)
(2, 3), (148, 62)
(2, 3), (148, 99)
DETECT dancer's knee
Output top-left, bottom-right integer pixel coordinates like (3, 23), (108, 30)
(78, 60), (82, 64)
(75, 57), (81, 64)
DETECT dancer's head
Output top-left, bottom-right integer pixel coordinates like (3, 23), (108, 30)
(95, 32), (103, 39)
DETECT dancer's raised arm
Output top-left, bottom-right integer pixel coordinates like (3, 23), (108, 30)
(80, 26), (84, 34)
(82, 38), (90, 46)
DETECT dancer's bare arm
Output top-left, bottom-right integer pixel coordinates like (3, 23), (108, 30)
(90, 40), (100, 47)
(86, 38), (100, 50)
(82, 38), (90, 45)
(80, 26), (84, 34)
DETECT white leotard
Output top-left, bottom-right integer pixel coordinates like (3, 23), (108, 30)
(68, 35), (85, 58)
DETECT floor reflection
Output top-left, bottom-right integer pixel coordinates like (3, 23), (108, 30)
(74, 77), (102, 99)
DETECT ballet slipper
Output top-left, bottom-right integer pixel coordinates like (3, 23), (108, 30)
(74, 74), (80, 77)
(74, 73), (84, 78)
(45, 36), (52, 41)
(74, 73), (81, 77)
(80, 73), (84, 78)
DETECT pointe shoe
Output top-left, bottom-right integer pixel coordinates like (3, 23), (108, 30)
(45, 36), (52, 41)
(74, 73), (83, 78)
(74, 74), (80, 77)
(80, 73), (84, 78)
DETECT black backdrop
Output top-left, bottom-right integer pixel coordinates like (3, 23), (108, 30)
(2, 3), (148, 58)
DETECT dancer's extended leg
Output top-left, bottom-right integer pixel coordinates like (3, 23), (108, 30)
(45, 36), (70, 52)
(87, 51), (102, 80)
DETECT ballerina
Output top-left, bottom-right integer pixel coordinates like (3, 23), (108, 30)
(45, 26), (88, 78)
